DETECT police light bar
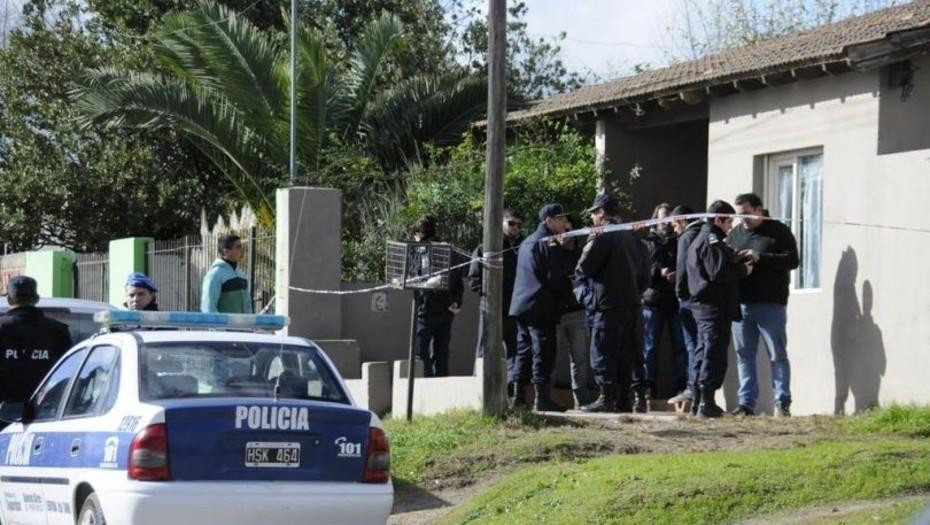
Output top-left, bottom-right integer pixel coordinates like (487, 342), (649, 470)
(94, 310), (289, 331)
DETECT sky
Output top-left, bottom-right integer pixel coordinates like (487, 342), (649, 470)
(519, 0), (685, 80)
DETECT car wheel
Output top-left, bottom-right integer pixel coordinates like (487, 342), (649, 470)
(78, 493), (107, 525)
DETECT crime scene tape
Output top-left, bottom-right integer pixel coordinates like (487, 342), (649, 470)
(287, 212), (927, 295)
(286, 212), (747, 295)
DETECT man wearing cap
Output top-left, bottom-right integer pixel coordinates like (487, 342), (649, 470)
(576, 194), (649, 413)
(0, 276), (73, 412)
(509, 203), (574, 412)
(125, 272), (160, 311)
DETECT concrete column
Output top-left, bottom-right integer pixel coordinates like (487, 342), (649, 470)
(108, 237), (152, 307)
(595, 118), (608, 194)
(25, 251), (74, 298)
(275, 187), (342, 339)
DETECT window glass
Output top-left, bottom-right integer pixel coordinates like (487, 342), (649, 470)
(64, 346), (119, 417)
(767, 151), (823, 290)
(140, 342), (347, 404)
(31, 349), (87, 421)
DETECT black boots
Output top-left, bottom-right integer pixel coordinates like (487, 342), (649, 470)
(632, 388), (648, 413)
(697, 387), (723, 418)
(533, 384), (567, 412)
(581, 384), (616, 413)
(510, 383), (529, 410)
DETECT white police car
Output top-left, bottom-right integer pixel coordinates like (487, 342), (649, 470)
(0, 311), (393, 525)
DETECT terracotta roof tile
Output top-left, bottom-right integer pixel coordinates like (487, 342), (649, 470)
(509, 1), (930, 121)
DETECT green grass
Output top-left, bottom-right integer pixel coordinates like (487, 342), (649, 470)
(383, 410), (502, 483)
(441, 439), (930, 525)
(845, 405), (930, 438)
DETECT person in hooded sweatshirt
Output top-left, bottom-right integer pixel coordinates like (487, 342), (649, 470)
(201, 233), (252, 314)
(0, 276), (73, 418)
(124, 272), (160, 311)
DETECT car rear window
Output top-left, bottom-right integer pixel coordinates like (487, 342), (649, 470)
(140, 341), (349, 404)
(44, 312), (101, 343)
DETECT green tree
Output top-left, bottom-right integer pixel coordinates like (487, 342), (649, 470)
(450, 0), (591, 99)
(0, 0), (231, 251)
(73, 0), (488, 225)
(344, 122), (604, 282)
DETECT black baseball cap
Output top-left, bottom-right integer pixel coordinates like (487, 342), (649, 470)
(586, 193), (619, 214)
(538, 203), (569, 222)
(7, 275), (38, 300)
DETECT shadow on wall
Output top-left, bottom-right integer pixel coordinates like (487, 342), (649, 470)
(831, 247), (886, 414)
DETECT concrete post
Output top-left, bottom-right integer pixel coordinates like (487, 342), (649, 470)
(24, 251), (74, 298)
(108, 237), (152, 307)
(275, 187), (342, 339)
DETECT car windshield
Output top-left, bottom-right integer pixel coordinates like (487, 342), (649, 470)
(139, 341), (349, 404)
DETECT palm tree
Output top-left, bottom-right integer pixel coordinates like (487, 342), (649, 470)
(72, 0), (487, 225)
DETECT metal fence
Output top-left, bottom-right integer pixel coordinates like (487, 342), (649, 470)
(73, 252), (109, 303)
(145, 227), (275, 313)
(0, 252), (26, 292)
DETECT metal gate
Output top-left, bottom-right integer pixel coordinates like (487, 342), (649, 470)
(74, 252), (109, 303)
(146, 228), (275, 313)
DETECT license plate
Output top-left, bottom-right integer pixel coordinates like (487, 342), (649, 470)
(245, 442), (301, 468)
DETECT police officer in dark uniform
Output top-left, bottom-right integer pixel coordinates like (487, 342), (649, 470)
(410, 216), (464, 377)
(0, 276), (73, 413)
(467, 208), (525, 404)
(576, 194), (649, 413)
(509, 204), (573, 412)
(686, 200), (754, 417)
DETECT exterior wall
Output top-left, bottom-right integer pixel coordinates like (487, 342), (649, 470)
(599, 116), (708, 218)
(108, 237), (151, 306)
(340, 285), (480, 377)
(707, 56), (930, 415)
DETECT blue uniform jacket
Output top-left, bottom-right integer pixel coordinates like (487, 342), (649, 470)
(508, 223), (574, 325)
(686, 223), (748, 321)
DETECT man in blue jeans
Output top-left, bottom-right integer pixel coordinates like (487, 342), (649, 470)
(670, 205), (701, 413)
(728, 193), (799, 417)
(641, 203), (685, 401)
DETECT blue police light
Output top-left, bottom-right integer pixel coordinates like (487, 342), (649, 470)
(94, 310), (289, 331)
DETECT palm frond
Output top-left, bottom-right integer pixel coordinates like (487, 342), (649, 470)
(341, 12), (405, 142)
(364, 73), (488, 168)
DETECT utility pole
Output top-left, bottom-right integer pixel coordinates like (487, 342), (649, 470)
(481, 0), (507, 417)
(289, 0), (298, 184)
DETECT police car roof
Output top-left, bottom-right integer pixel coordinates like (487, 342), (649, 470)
(0, 297), (116, 314)
(125, 330), (313, 346)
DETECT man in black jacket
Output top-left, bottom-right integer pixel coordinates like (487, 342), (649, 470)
(670, 205), (702, 413)
(642, 203), (686, 402)
(467, 208), (525, 400)
(509, 203), (573, 412)
(577, 194), (649, 413)
(0, 276), (73, 412)
(728, 193), (800, 417)
(411, 216), (464, 377)
(687, 201), (753, 417)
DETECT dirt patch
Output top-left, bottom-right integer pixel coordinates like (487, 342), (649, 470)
(734, 494), (930, 525)
(390, 413), (838, 524)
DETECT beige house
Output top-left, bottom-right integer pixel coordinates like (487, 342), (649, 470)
(509, 2), (930, 415)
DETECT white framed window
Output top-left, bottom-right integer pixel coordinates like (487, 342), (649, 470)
(764, 148), (823, 290)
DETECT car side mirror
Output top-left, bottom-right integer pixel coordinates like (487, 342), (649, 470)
(0, 401), (25, 423)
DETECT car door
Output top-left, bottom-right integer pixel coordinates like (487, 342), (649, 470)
(0, 347), (87, 525)
(44, 344), (121, 525)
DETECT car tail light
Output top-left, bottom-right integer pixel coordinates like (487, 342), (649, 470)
(363, 427), (390, 483)
(128, 424), (170, 481)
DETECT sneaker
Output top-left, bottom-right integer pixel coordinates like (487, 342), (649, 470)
(775, 403), (791, 418)
(668, 389), (694, 404)
(730, 405), (756, 416)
